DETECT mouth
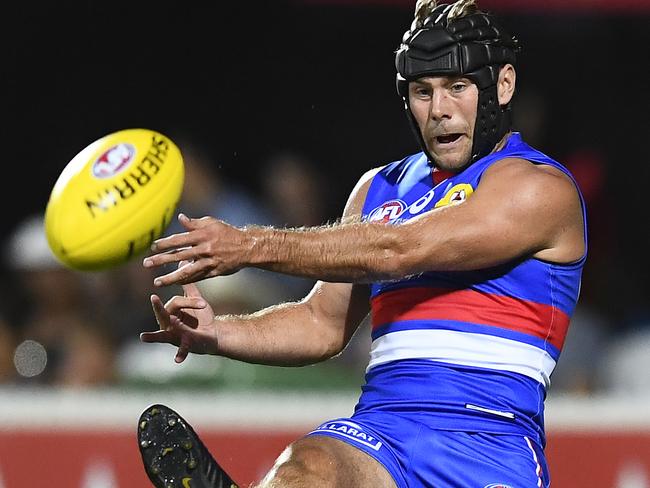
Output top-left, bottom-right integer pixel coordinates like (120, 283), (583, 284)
(434, 133), (464, 147)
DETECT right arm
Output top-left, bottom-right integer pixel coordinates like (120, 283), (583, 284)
(140, 167), (381, 365)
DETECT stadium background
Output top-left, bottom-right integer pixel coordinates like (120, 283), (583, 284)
(0, 0), (649, 486)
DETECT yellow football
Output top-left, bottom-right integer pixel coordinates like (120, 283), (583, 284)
(44, 128), (184, 271)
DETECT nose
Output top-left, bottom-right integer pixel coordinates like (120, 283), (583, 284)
(429, 90), (452, 121)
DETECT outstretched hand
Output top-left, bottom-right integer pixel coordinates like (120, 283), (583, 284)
(143, 213), (252, 287)
(139, 280), (219, 363)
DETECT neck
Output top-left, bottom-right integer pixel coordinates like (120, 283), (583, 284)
(491, 131), (513, 154)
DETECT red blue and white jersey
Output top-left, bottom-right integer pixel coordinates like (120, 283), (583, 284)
(355, 132), (587, 447)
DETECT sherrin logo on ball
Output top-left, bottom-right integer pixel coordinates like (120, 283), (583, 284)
(44, 128), (185, 271)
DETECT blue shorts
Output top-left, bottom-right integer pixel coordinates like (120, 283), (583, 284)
(307, 411), (550, 488)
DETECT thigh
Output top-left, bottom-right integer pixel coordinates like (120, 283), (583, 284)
(258, 435), (397, 488)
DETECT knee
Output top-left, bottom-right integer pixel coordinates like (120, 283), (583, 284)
(259, 437), (340, 487)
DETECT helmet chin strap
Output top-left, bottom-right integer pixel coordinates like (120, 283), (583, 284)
(471, 83), (513, 163)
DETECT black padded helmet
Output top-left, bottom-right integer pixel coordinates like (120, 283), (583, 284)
(395, 0), (521, 167)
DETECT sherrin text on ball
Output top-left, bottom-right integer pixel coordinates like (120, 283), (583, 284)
(44, 128), (184, 271)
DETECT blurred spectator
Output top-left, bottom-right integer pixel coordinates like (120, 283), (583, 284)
(82, 258), (161, 348)
(56, 322), (117, 387)
(171, 135), (276, 229)
(548, 303), (611, 396)
(563, 148), (623, 318)
(165, 136), (309, 304)
(4, 213), (118, 387)
(115, 138), (314, 387)
(597, 324), (650, 396)
(260, 149), (371, 376)
(261, 149), (330, 228)
(259, 149), (334, 300)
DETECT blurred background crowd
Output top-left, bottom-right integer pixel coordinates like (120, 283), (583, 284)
(0, 0), (648, 399)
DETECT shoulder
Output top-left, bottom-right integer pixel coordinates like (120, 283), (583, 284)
(356, 165), (385, 189)
(478, 156), (585, 262)
(343, 152), (426, 219)
(473, 156), (584, 257)
(341, 165), (386, 220)
(480, 157), (580, 206)
(353, 151), (426, 193)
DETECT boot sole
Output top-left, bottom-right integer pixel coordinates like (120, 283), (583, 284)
(137, 403), (239, 488)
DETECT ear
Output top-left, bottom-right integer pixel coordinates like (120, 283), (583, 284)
(497, 64), (516, 106)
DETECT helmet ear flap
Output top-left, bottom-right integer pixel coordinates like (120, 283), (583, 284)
(396, 76), (409, 102)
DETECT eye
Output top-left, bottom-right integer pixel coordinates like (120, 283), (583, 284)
(450, 82), (468, 93)
(413, 85), (431, 98)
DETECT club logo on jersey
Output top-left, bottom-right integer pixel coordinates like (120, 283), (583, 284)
(434, 183), (474, 208)
(484, 484), (514, 488)
(92, 143), (136, 178)
(367, 199), (407, 223)
(311, 420), (383, 451)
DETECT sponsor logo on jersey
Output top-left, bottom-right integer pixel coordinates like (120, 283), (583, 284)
(435, 183), (474, 208)
(484, 484), (514, 488)
(312, 420), (383, 451)
(92, 143), (136, 178)
(434, 183), (474, 208)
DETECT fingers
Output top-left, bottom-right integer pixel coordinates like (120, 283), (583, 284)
(146, 214), (209, 254)
(152, 261), (203, 287)
(143, 247), (196, 270)
(151, 293), (206, 331)
(150, 232), (194, 253)
(146, 287), (214, 364)
(174, 317), (191, 363)
(178, 213), (193, 229)
(178, 213), (214, 229)
(149, 260), (192, 287)
(139, 328), (190, 364)
(143, 215), (220, 270)
(140, 330), (173, 343)
(143, 299), (204, 363)
(164, 294), (207, 315)
(177, 261), (205, 297)
(150, 294), (171, 330)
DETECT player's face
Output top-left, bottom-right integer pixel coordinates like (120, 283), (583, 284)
(408, 76), (478, 171)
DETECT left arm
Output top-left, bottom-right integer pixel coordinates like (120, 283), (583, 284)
(145, 157), (584, 286)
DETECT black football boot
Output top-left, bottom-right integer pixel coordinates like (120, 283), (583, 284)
(138, 404), (239, 488)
